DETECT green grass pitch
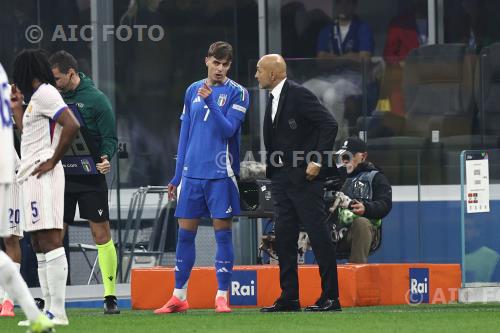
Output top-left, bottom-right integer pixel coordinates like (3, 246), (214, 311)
(1, 304), (500, 333)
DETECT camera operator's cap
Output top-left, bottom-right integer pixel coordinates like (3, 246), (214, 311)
(336, 137), (367, 155)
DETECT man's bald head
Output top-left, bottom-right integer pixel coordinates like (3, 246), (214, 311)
(260, 54), (287, 77)
(255, 54), (287, 90)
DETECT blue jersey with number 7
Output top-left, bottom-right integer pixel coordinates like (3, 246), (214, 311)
(170, 78), (249, 185)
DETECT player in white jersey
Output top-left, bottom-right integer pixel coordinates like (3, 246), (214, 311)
(0, 134), (17, 241)
(7, 150), (24, 237)
(0, 66), (15, 239)
(11, 49), (80, 327)
(0, 61), (55, 332)
(0, 144), (24, 317)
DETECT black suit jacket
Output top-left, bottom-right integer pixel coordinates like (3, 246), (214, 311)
(264, 79), (339, 184)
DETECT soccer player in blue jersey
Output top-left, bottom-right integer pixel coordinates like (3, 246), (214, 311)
(154, 41), (249, 314)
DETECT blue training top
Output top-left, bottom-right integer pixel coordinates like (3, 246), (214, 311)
(170, 78), (249, 185)
(317, 16), (374, 55)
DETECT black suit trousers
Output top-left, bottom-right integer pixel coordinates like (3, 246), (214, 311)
(271, 169), (339, 301)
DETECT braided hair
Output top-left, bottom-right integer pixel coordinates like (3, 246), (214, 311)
(12, 49), (56, 97)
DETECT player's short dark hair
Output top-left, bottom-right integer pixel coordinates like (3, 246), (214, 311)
(48, 50), (78, 74)
(207, 41), (233, 62)
(13, 49), (56, 96)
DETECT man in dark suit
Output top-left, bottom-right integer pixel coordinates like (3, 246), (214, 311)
(256, 54), (341, 312)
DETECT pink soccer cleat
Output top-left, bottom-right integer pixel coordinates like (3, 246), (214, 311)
(154, 296), (189, 314)
(0, 300), (15, 317)
(215, 296), (231, 313)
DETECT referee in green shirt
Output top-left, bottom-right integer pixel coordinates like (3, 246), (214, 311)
(49, 51), (119, 314)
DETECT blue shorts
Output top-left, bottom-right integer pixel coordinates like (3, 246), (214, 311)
(175, 176), (241, 219)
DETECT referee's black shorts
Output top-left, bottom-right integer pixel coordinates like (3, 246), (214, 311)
(64, 175), (110, 224)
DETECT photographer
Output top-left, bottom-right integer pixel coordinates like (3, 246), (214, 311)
(333, 137), (392, 263)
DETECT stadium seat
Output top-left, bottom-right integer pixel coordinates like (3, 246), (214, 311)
(441, 43), (500, 183)
(402, 44), (475, 137)
(474, 43), (500, 147)
(366, 136), (426, 185)
(364, 44), (475, 185)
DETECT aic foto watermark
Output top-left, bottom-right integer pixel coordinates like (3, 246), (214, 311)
(25, 24), (165, 44)
(214, 150), (351, 170)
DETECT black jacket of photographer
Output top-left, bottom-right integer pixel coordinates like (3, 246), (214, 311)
(342, 162), (392, 219)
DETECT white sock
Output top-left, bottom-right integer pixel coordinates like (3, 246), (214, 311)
(216, 290), (228, 300)
(2, 262), (20, 304)
(173, 288), (187, 301)
(45, 247), (68, 319)
(36, 253), (51, 312)
(0, 276), (4, 302)
(0, 251), (41, 321)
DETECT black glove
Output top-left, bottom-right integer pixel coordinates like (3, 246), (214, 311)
(324, 176), (343, 191)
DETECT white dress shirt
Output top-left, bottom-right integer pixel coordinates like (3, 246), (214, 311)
(270, 78), (287, 122)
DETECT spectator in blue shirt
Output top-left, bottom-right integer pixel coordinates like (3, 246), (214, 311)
(316, 0), (374, 61)
(303, 0), (375, 138)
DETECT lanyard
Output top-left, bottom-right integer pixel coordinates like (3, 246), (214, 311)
(415, 20), (428, 46)
(330, 21), (344, 56)
(469, 30), (477, 50)
(417, 32), (427, 46)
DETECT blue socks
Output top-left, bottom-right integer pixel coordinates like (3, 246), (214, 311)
(174, 228), (197, 289)
(174, 228), (234, 293)
(215, 229), (234, 291)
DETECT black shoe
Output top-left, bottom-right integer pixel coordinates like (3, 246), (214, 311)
(260, 299), (301, 313)
(104, 295), (121, 314)
(304, 298), (341, 312)
(34, 297), (45, 311)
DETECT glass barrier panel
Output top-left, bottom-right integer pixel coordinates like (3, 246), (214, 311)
(461, 149), (500, 286)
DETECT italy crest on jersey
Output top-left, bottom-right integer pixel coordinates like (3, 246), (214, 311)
(217, 94), (227, 107)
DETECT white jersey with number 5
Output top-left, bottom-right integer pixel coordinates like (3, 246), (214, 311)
(19, 83), (67, 232)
